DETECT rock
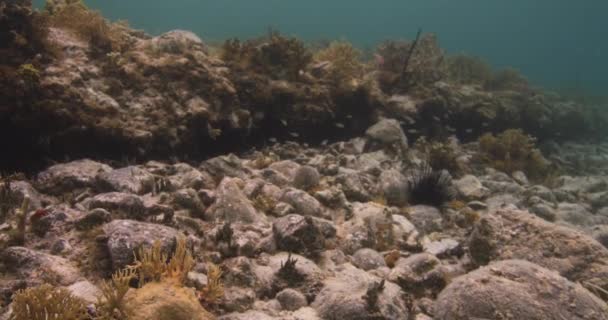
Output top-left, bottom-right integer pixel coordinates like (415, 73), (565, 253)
(556, 202), (595, 226)
(220, 287), (256, 312)
(67, 280), (101, 304)
(314, 187), (348, 209)
(311, 263), (409, 320)
(276, 288), (308, 311)
(218, 311), (276, 320)
(558, 176), (607, 194)
(485, 193), (521, 211)
(206, 178), (264, 224)
(103, 219), (180, 270)
(50, 238), (73, 254)
(36, 159), (112, 194)
(75, 208), (112, 230)
(7, 181), (44, 210)
(273, 214), (326, 258)
(351, 248), (386, 271)
(125, 281), (214, 320)
(268, 161), (301, 181)
(434, 260), (608, 320)
(423, 239), (462, 258)
(148, 30), (207, 54)
(340, 203), (396, 254)
(336, 171), (373, 202)
(30, 209), (70, 236)
(387, 253), (446, 297)
(453, 175), (488, 200)
(201, 154), (248, 181)
(280, 188), (327, 219)
(511, 170), (529, 185)
(378, 170), (408, 206)
(407, 205), (443, 234)
(168, 163), (215, 190)
(588, 191), (608, 209)
(96, 166), (155, 194)
(365, 118), (408, 151)
(526, 184), (556, 203)
(87, 192), (146, 219)
(468, 208), (608, 294)
(293, 165), (320, 191)
(530, 202), (557, 221)
(2, 247), (80, 285)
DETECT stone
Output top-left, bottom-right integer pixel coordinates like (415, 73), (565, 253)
(556, 202), (595, 226)
(169, 163), (215, 190)
(453, 175), (488, 200)
(311, 263), (409, 320)
(206, 178), (263, 224)
(365, 118), (408, 150)
(103, 219), (180, 270)
(378, 170), (408, 207)
(468, 208), (608, 294)
(75, 208), (112, 230)
(336, 171), (373, 202)
(351, 248), (386, 271)
(268, 160), (301, 181)
(36, 159), (112, 194)
(293, 165), (320, 191)
(434, 260), (608, 320)
(220, 287), (256, 312)
(423, 239), (462, 258)
(87, 192), (146, 219)
(530, 203), (557, 221)
(201, 154), (248, 181)
(96, 166), (155, 194)
(387, 253), (446, 297)
(148, 30), (207, 55)
(511, 170), (529, 185)
(276, 288), (307, 311)
(273, 214), (326, 258)
(280, 188), (327, 219)
(67, 280), (101, 304)
(407, 205), (443, 234)
(2, 247), (80, 285)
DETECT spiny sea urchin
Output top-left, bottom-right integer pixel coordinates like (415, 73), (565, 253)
(406, 164), (454, 207)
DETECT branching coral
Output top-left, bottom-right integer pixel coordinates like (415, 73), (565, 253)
(477, 129), (550, 181)
(314, 41), (364, 87)
(10, 284), (88, 320)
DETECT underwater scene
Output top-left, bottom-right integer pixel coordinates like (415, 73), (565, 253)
(1, 0), (608, 319)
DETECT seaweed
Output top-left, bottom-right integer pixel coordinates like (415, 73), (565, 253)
(97, 267), (136, 320)
(10, 284), (88, 320)
(277, 253), (304, 286)
(198, 263), (224, 306)
(477, 129), (550, 181)
(446, 54), (493, 85)
(221, 31), (312, 81)
(46, 1), (131, 55)
(415, 137), (463, 176)
(314, 41), (364, 87)
(484, 67), (529, 91)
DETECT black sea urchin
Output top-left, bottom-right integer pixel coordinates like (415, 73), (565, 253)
(406, 164), (454, 207)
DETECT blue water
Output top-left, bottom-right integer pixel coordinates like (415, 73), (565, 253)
(35, 0), (607, 95)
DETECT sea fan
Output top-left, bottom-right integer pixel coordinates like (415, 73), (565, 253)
(406, 164), (454, 207)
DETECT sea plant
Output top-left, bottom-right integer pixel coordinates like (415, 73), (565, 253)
(97, 267), (136, 319)
(477, 129), (550, 181)
(277, 253), (304, 286)
(10, 284), (88, 320)
(130, 236), (194, 286)
(314, 41), (364, 87)
(446, 54), (492, 85)
(484, 67), (529, 91)
(405, 164), (454, 207)
(198, 263), (224, 305)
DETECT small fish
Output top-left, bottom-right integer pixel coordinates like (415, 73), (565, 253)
(466, 128), (473, 133)
(373, 53), (385, 67)
(280, 119), (287, 126)
(269, 137), (277, 143)
(335, 123), (345, 128)
(408, 129), (419, 134)
(346, 114), (353, 119)
(289, 132), (299, 137)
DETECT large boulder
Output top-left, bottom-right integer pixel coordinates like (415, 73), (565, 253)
(469, 208), (608, 296)
(434, 260), (608, 320)
(36, 159), (112, 194)
(2, 247), (81, 285)
(96, 166), (155, 194)
(102, 219), (181, 270)
(206, 177), (264, 223)
(365, 118), (408, 151)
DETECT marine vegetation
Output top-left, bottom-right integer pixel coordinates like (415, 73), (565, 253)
(477, 129), (550, 181)
(415, 137), (464, 177)
(484, 67), (529, 91)
(376, 32), (446, 94)
(406, 164), (454, 206)
(10, 284), (88, 320)
(446, 54), (493, 85)
(97, 267), (137, 319)
(130, 236), (194, 286)
(221, 30), (312, 81)
(45, 0), (132, 55)
(198, 263), (224, 306)
(314, 41), (364, 88)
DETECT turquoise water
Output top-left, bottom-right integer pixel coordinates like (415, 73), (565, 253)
(35, 0), (607, 95)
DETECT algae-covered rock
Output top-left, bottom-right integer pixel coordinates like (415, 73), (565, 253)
(435, 260), (608, 320)
(125, 281), (215, 320)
